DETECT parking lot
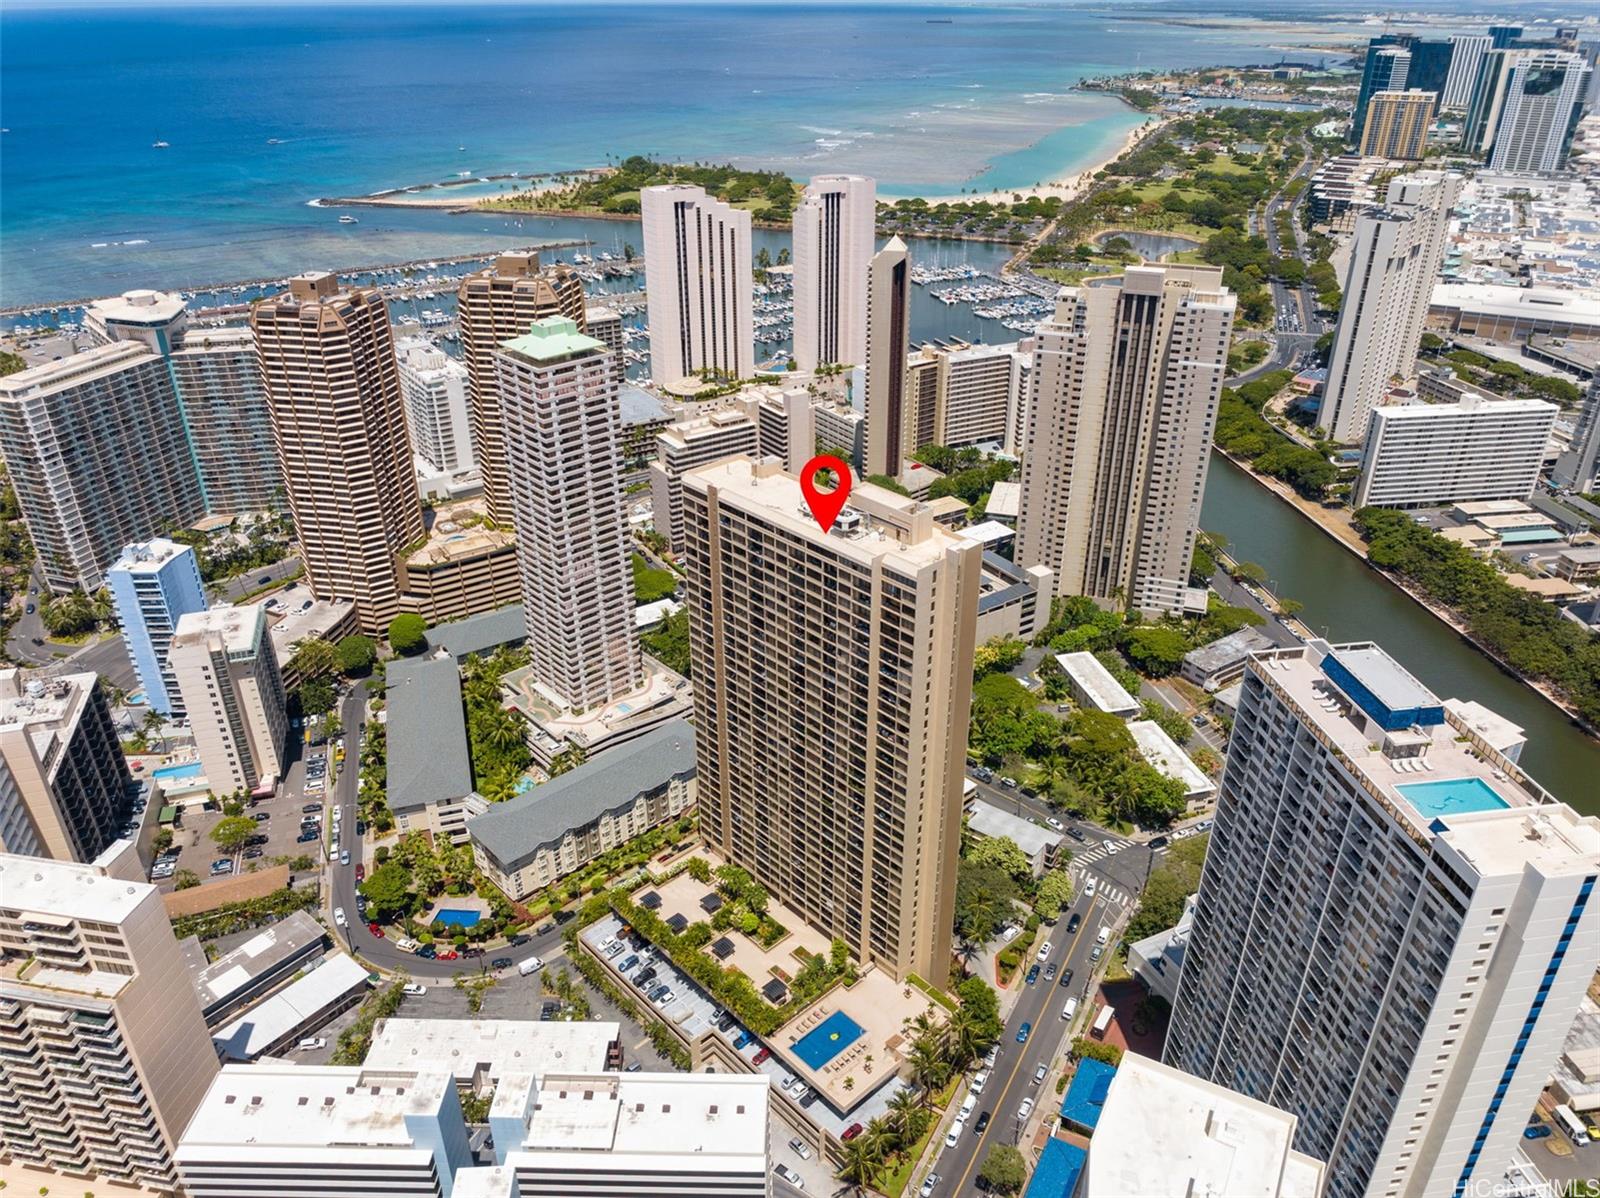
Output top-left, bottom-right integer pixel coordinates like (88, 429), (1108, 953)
(146, 727), (339, 891)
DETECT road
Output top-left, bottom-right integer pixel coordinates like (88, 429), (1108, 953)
(327, 682), (569, 980)
(211, 556), (303, 603)
(928, 884), (1131, 1197)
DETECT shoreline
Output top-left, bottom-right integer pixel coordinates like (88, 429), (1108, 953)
(1215, 449), (1600, 745)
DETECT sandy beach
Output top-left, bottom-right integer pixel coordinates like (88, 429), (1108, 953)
(906, 113), (1171, 206)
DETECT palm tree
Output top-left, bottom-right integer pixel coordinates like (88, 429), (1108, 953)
(836, 1137), (878, 1195)
(887, 1085), (922, 1140)
(909, 1036), (945, 1105)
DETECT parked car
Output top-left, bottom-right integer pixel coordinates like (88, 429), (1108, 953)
(1024, 964), (1040, 986)
(368, 922), (384, 937)
(492, 957), (513, 969)
(648, 984), (669, 1003)
(302, 802), (322, 813)
(1066, 826), (1086, 842)
(1043, 962), (1058, 981)
(1017, 1096), (1035, 1120)
(1091, 946), (1103, 961)
(1058, 968), (1075, 990)
(297, 831), (318, 843)
(295, 1037), (327, 1051)
(339, 850), (351, 866)
(209, 859), (233, 876)
(1046, 817), (1064, 831)
(518, 955), (544, 976)
(1033, 1064), (1048, 1085)
(732, 1030), (755, 1050)
(1523, 1125), (1552, 1141)
(355, 864), (365, 881)
(944, 1121), (963, 1148)
(773, 1163), (805, 1190)
(402, 983), (427, 996)
(920, 1174), (941, 1197)
(971, 1070), (988, 1095)
(1148, 836), (1169, 849)
(251, 811), (270, 822)
(1037, 941), (1052, 962)
(1065, 913), (1082, 934)
(244, 848), (263, 860)
(841, 1123), (863, 1142)
(655, 989), (676, 1007)
(617, 954), (639, 972)
(752, 1047), (771, 1065)
(974, 1111), (991, 1135)
(333, 907), (347, 927)
(416, 944), (437, 959)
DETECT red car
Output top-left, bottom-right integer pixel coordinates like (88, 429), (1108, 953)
(438, 950), (459, 960)
(752, 1047), (771, 1065)
(355, 864), (365, 882)
(841, 1123), (863, 1142)
(367, 922), (384, 938)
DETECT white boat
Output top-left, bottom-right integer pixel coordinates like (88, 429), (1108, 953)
(339, 215), (359, 224)
(152, 140), (170, 149)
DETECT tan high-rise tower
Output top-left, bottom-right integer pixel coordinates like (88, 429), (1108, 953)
(1016, 264), (1235, 616)
(457, 252), (587, 523)
(864, 237), (911, 479)
(681, 458), (979, 982)
(495, 317), (641, 712)
(0, 850), (219, 1192)
(251, 272), (424, 633)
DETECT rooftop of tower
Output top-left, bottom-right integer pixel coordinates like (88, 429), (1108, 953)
(500, 315), (605, 365)
(680, 457), (974, 571)
(1245, 642), (1600, 874)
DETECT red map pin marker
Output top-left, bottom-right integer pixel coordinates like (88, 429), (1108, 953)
(800, 454), (853, 533)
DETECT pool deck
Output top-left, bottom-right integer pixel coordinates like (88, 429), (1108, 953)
(644, 858), (947, 1110)
(422, 896), (490, 927)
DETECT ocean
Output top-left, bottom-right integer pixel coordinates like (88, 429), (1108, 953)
(0, 3), (1296, 309)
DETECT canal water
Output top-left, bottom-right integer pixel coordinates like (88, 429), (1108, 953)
(1200, 454), (1600, 813)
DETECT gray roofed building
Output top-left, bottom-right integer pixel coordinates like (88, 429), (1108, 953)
(469, 719), (697, 900)
(425, 603), (528, 663)
(182, 910), (329, 1027)
(964, 798), (1063, 876)
(385, 656), (484, 844)
(1179, 626), (1277, 689)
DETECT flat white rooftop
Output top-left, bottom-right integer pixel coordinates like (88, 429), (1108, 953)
(178, 1063), (452, 1151)
(1084, 1053), (1325, 1198)
(173, 602), (265, 656)
(0, 852), (150, 924)
(364, 1018), (618, 1084)
(109, 537), (192, 575)
(984, 480), (1021, 520)
(1056, 651), (1139, 716)
(1127, 720), (1216, 800)
(504, 1071), (769, 1172)
(212, 953), (371, 1060)
(967, 798), (1063, 859)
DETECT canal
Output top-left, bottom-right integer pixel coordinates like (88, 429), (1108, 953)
(1201, 454), (1600, 814)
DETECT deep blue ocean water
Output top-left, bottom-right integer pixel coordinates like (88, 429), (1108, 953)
(0, 3), (1289, 307)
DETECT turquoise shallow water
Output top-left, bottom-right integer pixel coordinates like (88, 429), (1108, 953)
(0, 3), (1287, 307)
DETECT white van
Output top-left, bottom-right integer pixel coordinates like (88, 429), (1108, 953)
(394, 936), (418, 953)
(1095, 925), (1110, 946)
(518, 955), (545, 976)
(1061, 997), (1079, 1021)
(971, 1070), (989, 1096)
(959, 1094), (977, 1119)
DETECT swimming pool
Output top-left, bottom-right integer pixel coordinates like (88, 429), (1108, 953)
(152, 762), (204, 782)
(791, 1010), (865, 1071)
(433, 908), (482, 928)
(1395, 777), (1510, 819)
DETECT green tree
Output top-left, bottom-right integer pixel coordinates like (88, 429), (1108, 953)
(966, 835), (1032, 883)
(1139, 698), (1192, 746)
(288, 638), (340, 681)
(335, 634), (376, 676)
(1034, 869), (1075, 921)
(173, 869), (201, 890)
(631, 555), (677, 603)
(955, 860), (1020, 942)
(387, 613), (428, 655)
(210, 816), (256, 854)
(978, 1145), (1027, 1194)
(359, 863), (416, 924)
(1126, 834), (1208, 943)
(297, 677), (336, 717)
(973, 636), (1026, 679)
(1122, 625), (1189, 677)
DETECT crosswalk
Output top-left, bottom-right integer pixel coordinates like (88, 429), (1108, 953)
(1071, 838), (1132, 867)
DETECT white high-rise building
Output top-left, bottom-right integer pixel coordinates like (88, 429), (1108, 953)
(169, 603), (289, 795)
(863, 236), (911, 479)
(1165, 640), (1600, 1198)
(1487, 50), (1592, 173)
(396, 336), (475, 478)
(1321, 171), (1462, 444)
(1442, 33), (1493, 111)
(0, 851), (219, 1193)
(904, 340), (1030, 454)
(1016, 264), (1235, 616)
(495, 317), (640, 711)
(1553, 373), (1600, 492)
(1353, 395), (1558, 509)
(641, 184), (753, 387)
(792, 174), (876, 373)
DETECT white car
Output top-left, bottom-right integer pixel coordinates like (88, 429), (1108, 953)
(971, 1070), (988, 1095)
(1104, 842), (1122, 857)
(295, 1036), (327, 1051)
(1033, 1063), (1048, 1085)
(1017, 1096), (1035, 1120)
(340, 850), (351, 866)
(1046, 817), (1064, 831)
(788, 1136), (811, 1161)
(1037, 941), (1052, 962)
(1000, 924), (1021, 943)
(333, 907), (347, 928)
(1084, 877), (1098, 898)
(920, 1175), (941, 1198)
(773, 1163), (805, 1191)
(944, 1119), (964, 1148)
(402, 983), (427, 996)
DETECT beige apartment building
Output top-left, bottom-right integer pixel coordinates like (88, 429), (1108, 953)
(1016, 264), (1235, 617)
(904, 339), (1029, 454)
(641, 184), (754, 387)
(792, 174), (876, 372)
(0, 669), (130, 863)
(457, 252), (587, 523)
(0, 850), (219, 1193)
(1359, 89), (1437, 160)
(169, 603), (289, 795)
(251, 272), (424, 633)
(864, 237), (912, 479)
(495, 317), (641, 712)
(680, 458), (979, 982)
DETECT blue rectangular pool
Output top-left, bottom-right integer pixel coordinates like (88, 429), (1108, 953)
(152, 761), (203, 781)
(791, 1010), (865, 1071)
(433, 909), (482, 928)
(1395, 777), (1510, 819)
